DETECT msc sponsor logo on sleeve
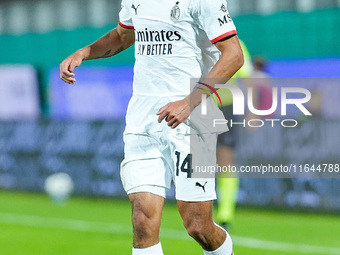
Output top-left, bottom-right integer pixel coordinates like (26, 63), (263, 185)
(218, 3), (232, 26)
(218, 13), (232, 26)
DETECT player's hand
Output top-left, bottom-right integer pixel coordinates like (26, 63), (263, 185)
(60, 52), (84, 85)
(157, 98), (191, 129)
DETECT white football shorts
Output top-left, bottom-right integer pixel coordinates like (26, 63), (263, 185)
(120, 129), (218, 202)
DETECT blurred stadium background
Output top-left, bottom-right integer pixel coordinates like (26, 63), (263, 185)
(0, 0), (340, 254)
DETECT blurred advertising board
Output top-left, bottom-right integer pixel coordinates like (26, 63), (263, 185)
(0, 119), (339, 209)
(0, 65), (40, 120)
(0, 120), (126, 197)
(268, 58), (340, 78)
(48, 66), (133, 119)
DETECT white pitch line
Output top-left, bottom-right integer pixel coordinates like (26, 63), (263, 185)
(0, 212), (340, 255)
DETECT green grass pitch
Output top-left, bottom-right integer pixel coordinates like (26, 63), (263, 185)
(0, 191), (339, 255)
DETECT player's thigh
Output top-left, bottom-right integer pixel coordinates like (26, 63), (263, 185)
(129, 192), (165, 226)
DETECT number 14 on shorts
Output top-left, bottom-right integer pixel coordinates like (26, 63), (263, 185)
(175, 151), (193, 178)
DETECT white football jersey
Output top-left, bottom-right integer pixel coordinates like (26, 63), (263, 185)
(119, 0), (237, 134)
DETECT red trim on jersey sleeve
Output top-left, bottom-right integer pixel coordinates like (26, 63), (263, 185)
(211, 30), (237, 44)
(119, 20), (134, 29)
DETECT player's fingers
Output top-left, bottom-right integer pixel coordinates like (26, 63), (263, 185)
(61, 69), (75, 77)
(156, 104), (169, 115)
(157, 105), (171, 122)
(167, 116), (177, 126)
(170, 115), (187, 128)
(61, 76), (76, 85)
(60, 61), (75, 78)
(60, 76), (69, 83)
(60, 60), (72, 74)
(69, 60), (80, 73)
(171, 121), (180, 129)
(158, 111), (169, 123)
(68, 78), (76, 84)
(62, 79), (75, 85)
(60, 73), (76, 82)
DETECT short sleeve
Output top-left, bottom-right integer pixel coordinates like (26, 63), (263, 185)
(119, 0), (134, 29)
(196, 0), (237, 44)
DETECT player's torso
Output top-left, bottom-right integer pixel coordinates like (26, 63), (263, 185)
(122, 0), (221, 134)
(125, 0), (218, 96)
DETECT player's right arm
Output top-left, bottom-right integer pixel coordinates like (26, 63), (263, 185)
(60, 25), (135, 84)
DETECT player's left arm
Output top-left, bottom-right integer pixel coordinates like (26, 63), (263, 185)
(190, 35), (244, 107)
(157, 35), (244, 128)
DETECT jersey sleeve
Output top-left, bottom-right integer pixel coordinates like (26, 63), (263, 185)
(118, 0), (134, 29)
(195, 0), (237, 44)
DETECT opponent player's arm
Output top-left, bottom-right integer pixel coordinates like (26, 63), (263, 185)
(60, 25), (135, 84)
(157, 35), (244, 128)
